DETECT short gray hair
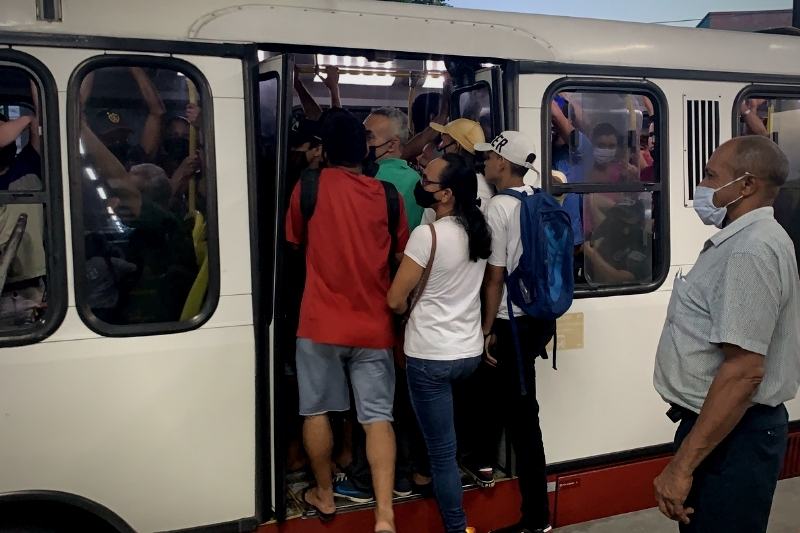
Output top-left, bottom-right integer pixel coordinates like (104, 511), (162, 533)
(370, 107), (410, 144)
(130, 163), (171, 207)
(727, 135), (790, 188)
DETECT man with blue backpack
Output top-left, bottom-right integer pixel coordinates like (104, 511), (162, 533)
(476, 131), (574, 533)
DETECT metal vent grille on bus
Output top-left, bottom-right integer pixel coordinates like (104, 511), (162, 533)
(684, 99), (720, 203)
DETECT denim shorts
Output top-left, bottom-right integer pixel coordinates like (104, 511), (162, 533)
(295, 338), (395, 424)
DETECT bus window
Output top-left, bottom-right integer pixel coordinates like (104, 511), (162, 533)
(71, 60), (217, 332)
(453, 82), (493, 141)
(736, 95), (800, 273)
(0, 60), (63, 341)
(546, 85), (665, 292)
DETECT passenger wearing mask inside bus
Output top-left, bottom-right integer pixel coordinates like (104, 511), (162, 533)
(654, 136), (800, 533)
(387, 153), (491, 533)
(584, 123), (640, 233)
(286, 118), (323, 189)
(418, 118), (493, 225)
(365, 107), (424, 230)
(285, 109), (408, 533)
(82, 67), (166, 169)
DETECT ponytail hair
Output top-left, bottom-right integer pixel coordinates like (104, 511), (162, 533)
(439, 153), (492, 262)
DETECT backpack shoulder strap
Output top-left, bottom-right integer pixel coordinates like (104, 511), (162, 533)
(299, 168), (321, 221)
(497, 188), (528, 201)
(379, 180), (400, 254)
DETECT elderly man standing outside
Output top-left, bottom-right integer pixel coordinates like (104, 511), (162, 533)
(653, 135), (800, 533)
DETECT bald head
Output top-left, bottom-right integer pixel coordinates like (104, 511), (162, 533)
(722, 135), (789, 189)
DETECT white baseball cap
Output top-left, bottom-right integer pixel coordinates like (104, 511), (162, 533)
(474, 131), (537, 169)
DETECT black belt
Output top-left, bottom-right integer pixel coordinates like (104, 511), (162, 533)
(666, 403), (695, 423)
(667, 402), (785, 424)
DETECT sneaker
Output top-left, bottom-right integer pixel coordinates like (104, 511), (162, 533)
(333, 476), (375, 504)
(464, 463), (496, 488)
(393, 477), (413, 497)
(489, 523), (553, 533)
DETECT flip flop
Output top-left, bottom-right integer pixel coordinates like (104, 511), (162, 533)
(302, 486), (336, 523)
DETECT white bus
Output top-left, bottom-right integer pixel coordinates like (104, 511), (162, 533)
(0, 0), (798, 531)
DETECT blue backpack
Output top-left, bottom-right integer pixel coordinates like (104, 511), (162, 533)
(498, 188), (574, 392)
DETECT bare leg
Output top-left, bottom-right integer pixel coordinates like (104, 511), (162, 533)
(302, 414), (336, 514)
(364, 420), (396, 532)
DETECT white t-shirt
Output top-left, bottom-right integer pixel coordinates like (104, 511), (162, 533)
(486, 184), (535, 320)
(403, 217), (487, 360)
(421, 172), (494, 225)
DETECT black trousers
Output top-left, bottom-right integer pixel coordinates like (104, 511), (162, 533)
(675, 403), (788, 533)
(490, 316), (553, 529)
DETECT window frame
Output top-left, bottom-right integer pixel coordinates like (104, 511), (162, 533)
(67, 54), (220, 337)
(0, 49), (67, 347)
(540, 77), (671, 298)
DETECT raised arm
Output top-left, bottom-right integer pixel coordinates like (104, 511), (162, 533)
(293, 65), (323, 121)
(129, 67), (166, 159)
(28, 80), (41, 154)
(321, 66), (341, 110)
(402, 74), (452, 161)
(0, 116), (33, 149)
(740, 99), (768, 137)
(551, 98), (574, 146)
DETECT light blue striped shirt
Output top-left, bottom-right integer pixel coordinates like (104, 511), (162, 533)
(654, 207), (800, 413)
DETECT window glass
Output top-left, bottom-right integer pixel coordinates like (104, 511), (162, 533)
(0, 64), (52, 333)
(737, 95), (800, 272)
(551, 92), (657, 186)
(580, 192), (654, 287)
(75, 64), (212, 328)
(456, 83), (493, 140)
(547, 86), (664, 292)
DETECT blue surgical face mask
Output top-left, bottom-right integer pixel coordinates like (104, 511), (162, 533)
(693, 174), (748, 228)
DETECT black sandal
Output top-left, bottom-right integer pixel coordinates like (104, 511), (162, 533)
(302, 486), (336, 523)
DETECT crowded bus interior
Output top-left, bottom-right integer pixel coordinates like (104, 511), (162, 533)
(1, 2), (800, 528)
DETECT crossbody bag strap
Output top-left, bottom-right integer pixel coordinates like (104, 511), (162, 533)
(404, 223), (437, 322)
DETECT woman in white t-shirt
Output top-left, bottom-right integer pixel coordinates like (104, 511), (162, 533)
(387, 153), (491, 533)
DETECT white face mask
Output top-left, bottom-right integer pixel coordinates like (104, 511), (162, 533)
(593, 147), (616, 165)
(693, 174), (748, 228)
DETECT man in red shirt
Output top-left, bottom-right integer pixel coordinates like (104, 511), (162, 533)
(285, 109), (409, 533)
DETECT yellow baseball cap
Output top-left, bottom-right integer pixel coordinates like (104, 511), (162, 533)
(430, 118), (485, 154)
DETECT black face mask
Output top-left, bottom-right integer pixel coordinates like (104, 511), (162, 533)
(0, 142), (16, 171)
(366, 140), (392, 164)
(287, 150), (309, 179)
(414, 181), (439, 208)
(163, 137), (190, 161)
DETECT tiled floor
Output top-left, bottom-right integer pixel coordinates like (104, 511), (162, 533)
(555, 476), (800, 533)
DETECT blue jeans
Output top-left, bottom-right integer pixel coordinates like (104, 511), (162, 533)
(406, 356), (481, 533)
